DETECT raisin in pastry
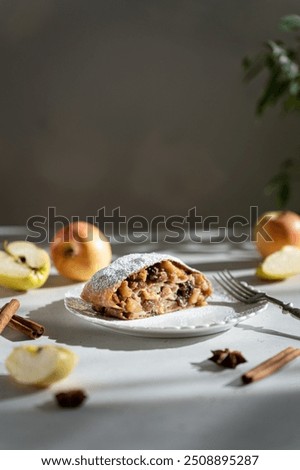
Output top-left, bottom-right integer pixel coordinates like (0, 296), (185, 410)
(81, 253), (212, 320)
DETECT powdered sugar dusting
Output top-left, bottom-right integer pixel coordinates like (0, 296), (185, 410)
(83, 252), (200, 292)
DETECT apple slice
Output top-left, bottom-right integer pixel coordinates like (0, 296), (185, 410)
(256, 245), (300, 280)
(0, 241), (50, 290)
(5, 345), (78, 387)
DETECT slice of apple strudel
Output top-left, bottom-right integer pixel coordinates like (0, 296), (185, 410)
(81, 253), (212, 320)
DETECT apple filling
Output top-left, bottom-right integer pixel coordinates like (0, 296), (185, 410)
(90, 260), (212, 320)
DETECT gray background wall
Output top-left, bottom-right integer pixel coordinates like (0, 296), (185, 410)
(0, 0), (299, 227)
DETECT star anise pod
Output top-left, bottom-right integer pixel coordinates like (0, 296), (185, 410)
(209, 348), (247, 369)
(55, 389), (87, 408)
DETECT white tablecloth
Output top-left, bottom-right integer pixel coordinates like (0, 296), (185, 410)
(1, 233), (300, 449)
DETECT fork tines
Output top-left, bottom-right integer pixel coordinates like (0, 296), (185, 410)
(213, 270), (256, 302)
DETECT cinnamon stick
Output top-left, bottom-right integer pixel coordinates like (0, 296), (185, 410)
(242, 347), (300, 384)
(8, 314), (44, 339)
(0, 299), (20, 334)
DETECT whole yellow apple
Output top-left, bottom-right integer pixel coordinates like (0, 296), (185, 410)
(50, 221), (112, 281)
(254, 211), (300, 258)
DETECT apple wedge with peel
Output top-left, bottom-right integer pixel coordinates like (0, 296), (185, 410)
(257, 245), (300, 280)
(5, 345), (78, 387)
(0, 241), (50, 291)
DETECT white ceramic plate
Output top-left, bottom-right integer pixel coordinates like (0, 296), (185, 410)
(64, 282), (268, 338)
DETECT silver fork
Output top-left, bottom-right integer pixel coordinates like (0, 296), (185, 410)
(214, 270), (300, 321)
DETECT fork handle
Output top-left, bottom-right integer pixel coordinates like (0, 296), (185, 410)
(265, 294), (300, 320)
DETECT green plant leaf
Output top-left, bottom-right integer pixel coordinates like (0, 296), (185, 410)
(244, 15), (300, 207)
(265, 173), (286, 194)
(242, 54), (267, 81)
(256, 74), (289, 115)
(244, 40), (300, 114)
(289, 81), (300, 95)
(280, 14), (300, 32)
(264, 158), (300, 208)
(278, 181), (290, 208)
(284, 94), (300, 111)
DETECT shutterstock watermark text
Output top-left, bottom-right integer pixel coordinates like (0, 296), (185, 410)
(25, 206), (269, 245)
